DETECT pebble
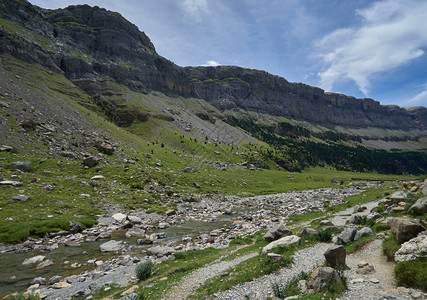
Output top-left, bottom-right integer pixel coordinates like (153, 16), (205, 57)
(370, 278), (380, 284)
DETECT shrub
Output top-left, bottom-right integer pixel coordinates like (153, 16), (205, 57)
(382, 236), (400, 261)
(395, 258), (427, 291)
(317, 229), (332, 242)
(136, 261), (153, 281)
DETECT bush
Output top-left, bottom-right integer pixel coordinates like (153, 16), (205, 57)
(395, 258), (427, 291)
(382, 236), (400, 261)
(136, 261), (153, 281)
(317, 229), (332, 242)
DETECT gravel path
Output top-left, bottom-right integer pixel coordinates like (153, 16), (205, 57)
(342, 239), (421, 300)
(163, 252), (258, 300)
(215, 243), (331, 300)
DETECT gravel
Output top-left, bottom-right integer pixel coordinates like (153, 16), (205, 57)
(164, 252), (258, 300)
(215, 243), (331, 299)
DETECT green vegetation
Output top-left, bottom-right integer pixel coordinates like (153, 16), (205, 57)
(2, 293), (40, 300)
(136, 261), (153, 281)
(395, 258), (427, 291)
(226, 116), (427, 174)
(190, 235), (319, 299)
(382, 236), (401, 261)
(317, 229), (332, 243)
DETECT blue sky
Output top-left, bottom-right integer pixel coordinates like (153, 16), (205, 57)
(30, 0), (427, 107)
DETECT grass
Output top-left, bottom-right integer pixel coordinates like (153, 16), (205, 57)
(190, 235), (320, 299)
(137, 247), (225, 299)
(395, 258), (427, 291)
(382, 235), (401, 261)
(287, 183), (397, 225)
(344, 235), (376, 254)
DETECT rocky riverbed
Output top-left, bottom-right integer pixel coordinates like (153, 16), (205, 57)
(0, 182), (379, 298)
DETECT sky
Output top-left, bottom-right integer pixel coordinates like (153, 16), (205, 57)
(30, 0), (427, 107)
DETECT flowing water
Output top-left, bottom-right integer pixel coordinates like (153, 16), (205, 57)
(0, 210), (244, 296)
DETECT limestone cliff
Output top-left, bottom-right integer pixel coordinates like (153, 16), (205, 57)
(185, 66), (427, 130)
(0, 0), (425, 130)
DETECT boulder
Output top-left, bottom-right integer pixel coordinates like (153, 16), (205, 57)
(267, 253), (284, 264)
(324, 245), (346, 268)
(388, 217), (426, 244)
(37, 259), (53, 269)
(319, 220), (334, 226)
(128, 215), (143, 224)
(308, 267), (342, 292)
(65, 241), (81, 247)
(10, 161), (32, 171)
(98, 232), (112, 239)
(100, 240), (123, 252)
(395, 231), (427, 262)
(31, 277), (46, 286)
(146, 246), (176, 257)
(52, 281), (71, 289)
(165, 209), (177, 216)
(23, 255), (45, 265)
(94, 140), (114, 155)
(158, 222), (170, 229)
(367, 212), (381, 222)
(125, 228), (146, 238)
(263, 224), (292, 242)
(12, 195), (30, 202)
(349, 215), (361, 225)
(19, 119), (37, 130)
(297, 228), (318, 237)
(408, 196), (427, 215)
(337, 228), (357, 245)
(82, 156), (99, 167)
(49, 276), (62, 284)
(183, 167), (195, 173)
(261, 235), (300, 255)
(354, 227), (374, 241)
(0, 180), (23, 187)
(112, 213), (127, 223)
(69, 221), (82, 233)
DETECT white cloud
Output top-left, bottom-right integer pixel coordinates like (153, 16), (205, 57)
(316, 0), (427, 95)
(201, 60), (221, 66)
(407, 89), (427, 105)
(180, 0), (208, 19)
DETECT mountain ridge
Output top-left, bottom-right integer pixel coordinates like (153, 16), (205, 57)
(0, 0), (426, 131)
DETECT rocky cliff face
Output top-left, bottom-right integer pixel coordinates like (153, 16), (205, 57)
(185, 66), (427, 130)
(0, 0), (192, 96)
(0, 0), (425, 130)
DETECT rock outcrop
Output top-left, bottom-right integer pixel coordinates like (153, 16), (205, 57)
(0, 1), (425, 130)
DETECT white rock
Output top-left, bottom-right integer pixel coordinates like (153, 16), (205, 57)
(90, 175), (105, 180)
(261, 235), (300, 255)
(99, 240), (123, 252)
(23, 255), (45, 265)
(112, 213), (127, 223)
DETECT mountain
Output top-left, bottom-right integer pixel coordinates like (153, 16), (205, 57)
(0, 0), (426, 174)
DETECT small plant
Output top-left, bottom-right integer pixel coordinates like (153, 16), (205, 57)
(382, 235), (400, 261)
(136, 261), (153, 281)
(317, 229), (332, 242)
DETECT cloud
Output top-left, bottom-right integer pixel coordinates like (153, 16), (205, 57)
(201, 60), (221, 66)
(407, 89), (427, 105)
(316, 0), (427, 95)
(180, 0), (208, 20)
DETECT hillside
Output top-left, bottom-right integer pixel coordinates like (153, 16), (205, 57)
(0, 1), (427, 299)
